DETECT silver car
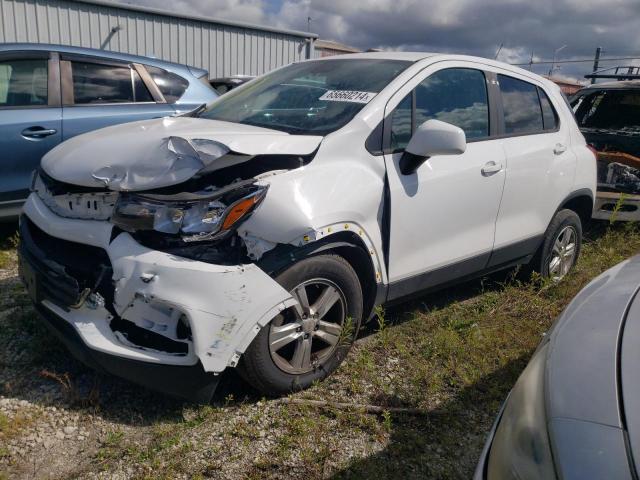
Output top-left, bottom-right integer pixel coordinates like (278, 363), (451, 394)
(475, 255), (640, 479)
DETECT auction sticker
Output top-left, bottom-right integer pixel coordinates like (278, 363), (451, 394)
(319, 90), (377, 103)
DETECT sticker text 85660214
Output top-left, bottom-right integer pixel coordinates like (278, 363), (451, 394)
(319, 90), (377, 104)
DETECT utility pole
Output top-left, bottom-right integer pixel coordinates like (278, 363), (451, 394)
(591, 46), (602, 84)
(307, 16), (312, 32)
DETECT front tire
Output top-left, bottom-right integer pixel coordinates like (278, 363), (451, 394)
(240, 254), (363, 395)
(528, 209), (582, 281)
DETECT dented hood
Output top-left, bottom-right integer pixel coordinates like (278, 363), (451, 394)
(41, 117), (323, 191)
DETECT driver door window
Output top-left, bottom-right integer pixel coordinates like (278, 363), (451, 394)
(389, 68), (490, 150)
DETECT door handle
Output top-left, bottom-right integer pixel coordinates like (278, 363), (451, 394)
(481, 161), (503, 176)
(21, 126), (58, 139)
(554, 143), (567, 155)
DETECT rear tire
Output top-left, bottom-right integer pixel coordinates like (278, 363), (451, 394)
(240, 254), (363, 396)
(526, 209), (582, 281)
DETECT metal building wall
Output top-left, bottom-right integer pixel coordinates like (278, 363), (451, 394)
(0, 0), (316, 78)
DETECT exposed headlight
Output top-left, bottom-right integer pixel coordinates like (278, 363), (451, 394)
(486, 342), (557, 479)
(111, 183), (267, 242)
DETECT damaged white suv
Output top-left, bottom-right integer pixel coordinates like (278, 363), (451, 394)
(19, 53), (596, 401)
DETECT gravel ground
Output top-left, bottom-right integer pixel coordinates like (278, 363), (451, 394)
(2, 222), (636, 479)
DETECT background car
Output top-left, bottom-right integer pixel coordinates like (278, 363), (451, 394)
(571, 81), (640, 221)
(475, 254), (640, 480)
(0, 43), (219, 219)
(209, 75), (254, 94)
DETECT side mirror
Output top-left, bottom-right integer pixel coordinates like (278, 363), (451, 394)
(399, 119), (467, 175)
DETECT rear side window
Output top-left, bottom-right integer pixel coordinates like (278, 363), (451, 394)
(538, 88), (559, 130)
(70, 61), (152, 104)
(415, 68), (489, 140)
(0, 59), (48, 107)
(499, 75), (543, 134)
(146, 66), (189, 103)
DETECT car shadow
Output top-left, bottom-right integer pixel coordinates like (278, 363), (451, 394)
(329, 353), (532, 479)
(0, 220), (18, 246)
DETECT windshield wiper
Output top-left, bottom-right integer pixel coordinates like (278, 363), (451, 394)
(179, 103), (207, 118)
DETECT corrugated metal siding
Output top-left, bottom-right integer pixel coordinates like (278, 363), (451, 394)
(0, 0), (314, 77)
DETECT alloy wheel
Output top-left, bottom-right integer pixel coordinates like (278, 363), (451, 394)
(548, 225), (577, 281)
(268, 278), (347, 375)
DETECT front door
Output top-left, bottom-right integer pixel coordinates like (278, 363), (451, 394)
(383, 66), (506, 299)
(0, 52), (62, 214)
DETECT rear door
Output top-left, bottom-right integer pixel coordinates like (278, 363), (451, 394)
(60, 56), (175, 140)
(492, 74), (575, 254)
(0, 51), (62, 211)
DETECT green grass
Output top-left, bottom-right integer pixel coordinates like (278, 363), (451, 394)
(1, 221), (640, 479)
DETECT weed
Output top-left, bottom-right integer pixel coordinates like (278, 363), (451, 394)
(39, 370), (100, 407)
(374, 305), (387, 333)
(339, 316), (355, 347)
(381, 410), (392, 432)
(609, 193), (628, 225)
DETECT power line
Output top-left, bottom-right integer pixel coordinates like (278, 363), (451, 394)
(513, 56), (640, 66)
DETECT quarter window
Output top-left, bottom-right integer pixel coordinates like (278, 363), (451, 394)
(538, 87), (558, 130)
(499, 75), (543, 134)
(0, 59), (48, 107)
(390, 93), (412, 151)
(145, 66), (189, 103)
(70, 61), (152, 104)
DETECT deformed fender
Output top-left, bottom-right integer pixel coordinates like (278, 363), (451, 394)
(106, 232), (298, 372)
(237, 154), (388, 284)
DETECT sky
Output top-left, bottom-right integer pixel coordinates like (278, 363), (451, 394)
(125, 0), (640, 83)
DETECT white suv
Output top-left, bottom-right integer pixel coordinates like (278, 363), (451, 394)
(18, 53), (596, 401)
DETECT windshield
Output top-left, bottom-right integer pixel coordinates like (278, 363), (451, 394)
(199, 59), (412, 135)
(573, 89), (640, 132)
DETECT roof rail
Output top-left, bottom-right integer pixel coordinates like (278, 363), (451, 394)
(585, 66), (640, 80)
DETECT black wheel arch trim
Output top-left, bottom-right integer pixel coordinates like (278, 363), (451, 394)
(255, 232), (380, 320)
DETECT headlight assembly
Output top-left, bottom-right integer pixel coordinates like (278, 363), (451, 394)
(111, 182), (267, 242)
(486, 342), (556, 479)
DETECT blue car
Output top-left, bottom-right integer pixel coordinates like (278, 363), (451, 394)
(0, 43), (219, 219)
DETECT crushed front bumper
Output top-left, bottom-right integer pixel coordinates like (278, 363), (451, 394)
(34, 303), (220, 402)
(19, 193), (295, 401)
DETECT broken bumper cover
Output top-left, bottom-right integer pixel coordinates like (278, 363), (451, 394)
(34, 303), (220, 402)
(19, 193), (295, 401)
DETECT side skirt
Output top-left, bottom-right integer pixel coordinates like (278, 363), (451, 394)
(385, 235), (543, 304)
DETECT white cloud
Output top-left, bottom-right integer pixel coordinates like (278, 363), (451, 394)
(126, 0), (640, 79)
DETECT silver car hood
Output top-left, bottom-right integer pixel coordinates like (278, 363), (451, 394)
(41, 117), (323, 191)
(546, 257), (640, 428)
(542, 255), (640, 479)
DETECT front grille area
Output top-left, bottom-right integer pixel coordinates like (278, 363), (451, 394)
(19, 216), (190, 356)
(18, 216), (114, 311)
(34, 171), (118, 221)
